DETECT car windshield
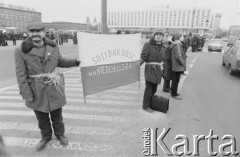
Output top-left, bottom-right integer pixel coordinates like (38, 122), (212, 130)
(211, 39), (221, 43)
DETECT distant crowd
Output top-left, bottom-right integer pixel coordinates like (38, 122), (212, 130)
(0, 30), (78, 46)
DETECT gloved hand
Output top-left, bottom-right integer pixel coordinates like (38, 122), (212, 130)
(139, 58), (144, 66)
(25, 97), (33, 102)
(75, 59), (81, 66)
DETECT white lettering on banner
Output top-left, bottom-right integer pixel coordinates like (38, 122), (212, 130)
(88, 63), (133, 76)
(91, 49), (136, 64)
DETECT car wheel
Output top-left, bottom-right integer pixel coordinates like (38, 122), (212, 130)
(222, 59), (225, 66)
(208, 48), (211, 51)
(228, 65), (234, 75)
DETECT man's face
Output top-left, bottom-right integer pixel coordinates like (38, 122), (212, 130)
(154, 34), (163, 42)
(28, 29), (45, 42)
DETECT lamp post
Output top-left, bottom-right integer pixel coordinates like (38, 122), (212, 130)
(191, 0), (197, 33)
(101, 0), (108, 34)
(191, 9), (196, 33)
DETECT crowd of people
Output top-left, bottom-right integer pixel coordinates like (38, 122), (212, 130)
(0, 29), (77, 47)
(0, 21), (205, 153)
(140, 32), (193, 113)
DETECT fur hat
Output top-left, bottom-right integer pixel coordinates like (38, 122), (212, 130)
(153, 31), (164, 37)
(27, 22), (45, 30)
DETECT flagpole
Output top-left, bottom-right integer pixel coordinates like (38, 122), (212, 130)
(138, 62), (141, 89)
(80, 67), (87, 104)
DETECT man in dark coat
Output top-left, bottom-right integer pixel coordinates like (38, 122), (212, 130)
(191, 35), (198, 52)
(14, 22), (80, 151)
(11, 32), (17, 45)
(140, 32), (165, 113)
(163, 40), (173, 93)
(170, 34), (186, 100)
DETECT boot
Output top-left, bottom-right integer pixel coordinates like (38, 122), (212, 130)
(36, 138), (51, 151)
(57, 135), (68, 146)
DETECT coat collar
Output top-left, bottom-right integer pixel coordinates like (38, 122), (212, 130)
(21, 37), (57, 53)
(149, 37), (164, 47)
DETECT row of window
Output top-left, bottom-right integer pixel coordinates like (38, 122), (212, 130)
(108, 18), (209, 27)
(0, 21), (28, 27)
(0, 14), (40, 22)
(109, 16), (210, 26)
(0, 8), (39, 16)
(108, 9), (211, 21)
(108, 21), (208, 27)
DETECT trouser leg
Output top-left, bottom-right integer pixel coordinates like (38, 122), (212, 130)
(171, 72), (181, 96)
(143, 81), (158, 109)
(163, 79), (170, 91)
(50, 108), (65, 137)
(34, 110), (52, 140)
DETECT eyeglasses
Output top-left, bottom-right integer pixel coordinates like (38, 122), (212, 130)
(29, 29), (42, 33)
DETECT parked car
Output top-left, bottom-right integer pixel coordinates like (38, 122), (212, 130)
(221, 38), (228, 42)
(227, 36), (238, 46)
(208, 39), (222, 52)
(222, 45), (240, 75)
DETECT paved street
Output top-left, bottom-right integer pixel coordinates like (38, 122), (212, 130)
(0, 41), (240, 157)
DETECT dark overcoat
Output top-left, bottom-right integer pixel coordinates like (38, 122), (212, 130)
(164, 44), (174, 80)
(141, 38), (165, 84)
(14, 37), (78, 113)
(171, 41), (186, 72)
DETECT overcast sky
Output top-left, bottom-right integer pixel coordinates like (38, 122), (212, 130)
(1, 0), (239, 28)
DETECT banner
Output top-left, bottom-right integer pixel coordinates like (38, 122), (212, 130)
(77, 32), (141, 99)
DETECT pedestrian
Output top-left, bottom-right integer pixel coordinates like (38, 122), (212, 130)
(11, 32), (17, 45)
(180, 35), (189, 75)
(50, 32), (55, 41)
(59, 32), (64, 45)
(14, 22), (81, 151)
(0, 30), (3, 46)
(54, 32), (60, 45)
(2, 32), (9, 46)
(162, 40), (173, 93)
(191, 35), (198, 52)
(45, 31), (51, 39)
(73, 32), (78, 44)
(22, 31), (28, 40)
(170, 34), (186, 100)
(140, 32), (165, 113)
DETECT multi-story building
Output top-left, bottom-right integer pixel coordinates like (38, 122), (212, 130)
(0, 3), (41, 30)
(42, 22), (87, 31)
(108, 7), (215, 35)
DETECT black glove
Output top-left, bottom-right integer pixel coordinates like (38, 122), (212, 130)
(75, 59), (81, 66)
(139, 58), (144, 66)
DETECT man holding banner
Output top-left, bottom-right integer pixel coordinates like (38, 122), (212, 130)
(140, 32), (165, 113)
(14, 22), (80, 151)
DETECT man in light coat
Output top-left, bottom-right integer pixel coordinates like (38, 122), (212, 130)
(140, 32), (165, 113)
(14, 22), (80, 151)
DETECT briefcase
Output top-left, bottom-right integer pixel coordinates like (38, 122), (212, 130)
(150, 95), (169, 113)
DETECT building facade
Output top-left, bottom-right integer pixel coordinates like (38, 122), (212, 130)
(42, 22), (87, 31)
(108, 7), (215, 34)
(0, 3), (41, 30)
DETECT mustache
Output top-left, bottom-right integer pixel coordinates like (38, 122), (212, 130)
(31, 35), (41, 38)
